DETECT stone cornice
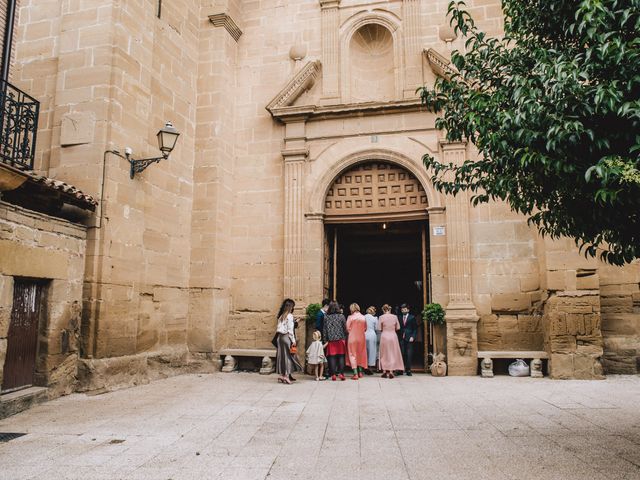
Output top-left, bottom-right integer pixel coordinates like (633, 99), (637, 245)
(424, 48), (455, 80)
(319, 0), (341, 9)
(208, 11), (242, 41)
(266, 61), (322, 113)
(270, 98), (424, 123)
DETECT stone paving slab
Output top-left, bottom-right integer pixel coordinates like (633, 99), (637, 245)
(0, 373), (639, 480)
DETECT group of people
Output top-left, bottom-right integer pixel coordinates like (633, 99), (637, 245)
(274, 298), (418, 384)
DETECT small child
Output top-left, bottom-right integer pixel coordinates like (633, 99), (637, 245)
(306, 330), (326, 381)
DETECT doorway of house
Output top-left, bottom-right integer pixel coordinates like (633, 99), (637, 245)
(1, 278), (46, 393)
(324, 220), (430, 370)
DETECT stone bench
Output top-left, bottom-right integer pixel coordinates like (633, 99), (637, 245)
(219, 348), (277, 375)
(477, 350), (549, 378)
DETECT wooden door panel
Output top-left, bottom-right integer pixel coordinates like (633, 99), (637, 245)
(2, 280), (43, 392)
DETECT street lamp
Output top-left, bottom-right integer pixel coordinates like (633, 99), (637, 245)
(127, 121), (180, 179)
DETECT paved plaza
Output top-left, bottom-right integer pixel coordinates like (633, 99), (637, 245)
(0, 373), (639, 480)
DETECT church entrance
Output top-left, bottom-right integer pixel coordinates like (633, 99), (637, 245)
(321, 161), (431, 370)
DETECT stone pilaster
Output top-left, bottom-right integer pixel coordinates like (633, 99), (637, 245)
(282, 120), (308, 304)
(319, 0), (340, 102)
(402, 0), (422, 96)
(441, 141), (479, 375)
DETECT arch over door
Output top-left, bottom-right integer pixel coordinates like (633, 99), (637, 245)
(324, 161), (428, 223)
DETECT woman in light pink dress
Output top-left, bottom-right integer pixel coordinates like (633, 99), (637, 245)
(378, 304), (404, 378)
(346, 303), (368, 380)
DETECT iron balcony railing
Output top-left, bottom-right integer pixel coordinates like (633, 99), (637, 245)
(0, 79), (39, 170)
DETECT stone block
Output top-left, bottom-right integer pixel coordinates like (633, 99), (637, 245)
(576, 272), (599, 290)
(573, 355), (604, 379)
(549, 353), (573, 379)
(491, 293), (531, 312)
(60, 111), (95, 146)
(517, 315), (541, 333)
(497, 314), (518, 332)
(549, 335), (576, 353)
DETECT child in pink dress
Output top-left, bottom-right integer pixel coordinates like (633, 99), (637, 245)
(378, 304), (404, 378)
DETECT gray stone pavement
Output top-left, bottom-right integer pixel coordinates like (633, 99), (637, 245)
(1, 373), (639, 480)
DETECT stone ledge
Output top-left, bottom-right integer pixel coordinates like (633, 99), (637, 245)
(77, 348), (221, 394)
(478, 350), (549, 359)
(0, 386), (48, 419)
(219, 348), (276, 357)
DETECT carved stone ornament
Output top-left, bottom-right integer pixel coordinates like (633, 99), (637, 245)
(259, 356), (274, 375)
(481, 357), (494, 378)
(221, 354), (237, 372)
(266, 60), (322, 113)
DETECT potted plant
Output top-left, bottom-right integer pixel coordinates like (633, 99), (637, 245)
(422, 303), (447, 375)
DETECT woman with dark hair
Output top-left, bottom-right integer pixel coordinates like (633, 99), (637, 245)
(275, 298), (302, 384)
(322, 301), (348, 381)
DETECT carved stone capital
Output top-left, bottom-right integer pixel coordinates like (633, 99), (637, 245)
(281, 147), (309, 163)
(319, 0), (341, 9)
(305, 212), (325, 222)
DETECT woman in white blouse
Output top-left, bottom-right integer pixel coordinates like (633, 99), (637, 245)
(275, 298), (302, 384)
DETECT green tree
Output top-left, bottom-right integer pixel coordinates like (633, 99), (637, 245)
(420, 0), (640, 265)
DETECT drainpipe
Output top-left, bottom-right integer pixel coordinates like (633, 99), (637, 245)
(1, 0), (17, 83)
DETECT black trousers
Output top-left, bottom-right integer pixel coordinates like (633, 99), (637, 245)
(327, 354), (345, 376)
(400, 339), (414, 372)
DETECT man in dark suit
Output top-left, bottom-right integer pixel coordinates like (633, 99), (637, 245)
(398, 303), (417, 376)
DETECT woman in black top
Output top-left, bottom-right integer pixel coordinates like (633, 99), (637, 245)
(322, 301), (348, 381)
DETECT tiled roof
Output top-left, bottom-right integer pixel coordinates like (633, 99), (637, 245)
(29, 173), (98, 207)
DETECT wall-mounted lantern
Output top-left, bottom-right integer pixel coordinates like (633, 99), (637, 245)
(127, 121), (180, 179)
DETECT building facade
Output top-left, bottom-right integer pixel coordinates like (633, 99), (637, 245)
(0, 0), (638, 399)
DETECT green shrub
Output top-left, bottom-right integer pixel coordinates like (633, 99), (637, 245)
(422, 303), (445, 325)
(305, 303), (322, 323)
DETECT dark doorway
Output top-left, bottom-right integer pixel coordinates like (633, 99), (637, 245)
(325, 220), (429, 370)
(1, 279), (46, 392)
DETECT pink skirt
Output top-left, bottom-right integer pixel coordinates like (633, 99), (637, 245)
(379, 331), (404, 371)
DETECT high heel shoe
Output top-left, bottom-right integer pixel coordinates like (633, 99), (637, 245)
(339, 374), (345, 381)
(331, 375), (337, 381)
(282, 376), (292, 385)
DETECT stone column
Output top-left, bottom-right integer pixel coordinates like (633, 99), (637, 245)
(319, 0), (341, 102)
(402, 0), (422, 97)
(441, 141), (479, 375)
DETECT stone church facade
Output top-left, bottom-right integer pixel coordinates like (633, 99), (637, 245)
(0, 0), (638, 401)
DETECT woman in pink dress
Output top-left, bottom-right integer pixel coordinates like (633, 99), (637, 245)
(346, 303), (368, 380)
(378, 303), (404, 378)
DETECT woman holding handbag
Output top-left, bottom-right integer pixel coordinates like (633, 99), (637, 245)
(275, 298), (302, 384)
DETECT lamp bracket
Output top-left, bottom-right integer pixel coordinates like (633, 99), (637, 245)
(127, 152), (168, 179)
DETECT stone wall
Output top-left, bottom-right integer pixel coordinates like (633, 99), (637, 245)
(599, 262), (640, 374)
(0, 201), (86, 397)
(11, 0), (203, 387)
(543, 291), (604, 379)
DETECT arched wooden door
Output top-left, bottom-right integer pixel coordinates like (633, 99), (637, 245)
(324, 161), (429, 223)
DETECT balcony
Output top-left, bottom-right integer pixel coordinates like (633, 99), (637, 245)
(0, 79), (39, 170)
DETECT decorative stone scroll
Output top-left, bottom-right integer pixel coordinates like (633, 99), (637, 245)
(266, 61), (322, 113)
(423, 48), (455, 80)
